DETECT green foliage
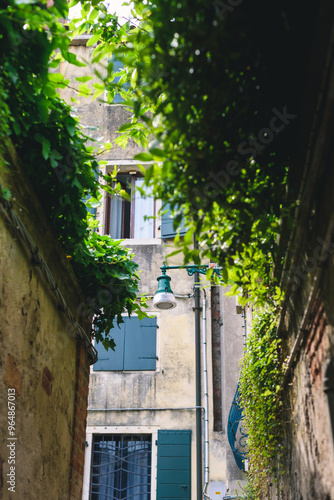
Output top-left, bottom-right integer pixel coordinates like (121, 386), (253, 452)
(237, 480), (259, 500)
(0, 0), (143, 348)
(239, 306), (284, 498)
(74, 0), (312, 306)
(72, 230), (147, 347)
(0, 76), (11, 142)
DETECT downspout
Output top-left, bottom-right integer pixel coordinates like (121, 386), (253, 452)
(194, 271), (203, 500)
(202, 289), (210, 499)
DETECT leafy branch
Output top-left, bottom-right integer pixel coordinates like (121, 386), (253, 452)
(0, 0), (146, 349)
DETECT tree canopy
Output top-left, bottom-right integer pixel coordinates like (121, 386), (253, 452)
(73, 0), (314, 305)
(68, 2), (316, 493)
(0, 0), (314, 327)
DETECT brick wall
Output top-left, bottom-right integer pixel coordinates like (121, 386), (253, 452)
(211, 286), (223, 432)
(70, 342), (90, 500)
(275, 299), (334, 500)
(269, 4), (334, 497)
(0, 143), (92, 499)
(305, 301), (328, 389)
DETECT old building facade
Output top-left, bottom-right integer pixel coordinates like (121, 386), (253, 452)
(60, 37), (248, 500)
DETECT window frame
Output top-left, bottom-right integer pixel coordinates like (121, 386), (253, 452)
(83, 427), (158, 500)
(89, 433), (152, 500)
(160, 203), (187, 240)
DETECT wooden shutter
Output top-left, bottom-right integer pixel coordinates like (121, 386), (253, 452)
(93, 316), (157, 371)
(161, 203), (187, 239)
(157, 430), (191, 500)
(111, 56), (130, 104)
(93, 322), (125, 371)
(124, 316), (157, 370)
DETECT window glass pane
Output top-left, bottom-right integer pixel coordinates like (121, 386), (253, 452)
(108, 175), (131, 239)
(134, 178), (154, 239)
(108, 194), (123, 239)
(90, 434), (152, 500)
(110, 57), (130, 104)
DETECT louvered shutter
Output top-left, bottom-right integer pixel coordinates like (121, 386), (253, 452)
(157, 430), (191, 500)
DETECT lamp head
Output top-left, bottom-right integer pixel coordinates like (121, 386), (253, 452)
(153, 270), (177, 310)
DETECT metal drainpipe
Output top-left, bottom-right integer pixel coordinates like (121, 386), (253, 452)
(194, 269), (203, 500)
(202, 289), (210, 499)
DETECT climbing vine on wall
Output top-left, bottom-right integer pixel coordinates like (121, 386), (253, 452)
(239, 305), (285, 498)
(0, 0), (146, 348)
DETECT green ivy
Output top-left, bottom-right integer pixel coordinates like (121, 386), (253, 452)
(239, 306), (284, 498)
(0, 0), (145, 348)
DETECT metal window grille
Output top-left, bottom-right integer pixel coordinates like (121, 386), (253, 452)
(90, 434), (152, 500)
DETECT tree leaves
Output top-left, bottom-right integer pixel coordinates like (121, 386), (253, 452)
(86, 33), (101, 46)
(34, 133), (51, 160)
(133, 152), (153, 162)
(71, 0), (304, 310)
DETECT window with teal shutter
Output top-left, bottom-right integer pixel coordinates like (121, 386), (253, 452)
(93, 316), (157, 371)
(161, 203), (187, 239)
(94, 323), (125, 371)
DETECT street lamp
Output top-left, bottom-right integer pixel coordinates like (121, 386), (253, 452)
(153, 261), (221, 500)
(152, 267), (177, 309)
(153, 262), (221, 310)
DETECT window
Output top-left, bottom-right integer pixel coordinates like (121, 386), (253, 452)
(90, 434), (152, 500)
(105, 174), (155, 239)
(93, 316), (157, 371)
(103, 56), (130, 105)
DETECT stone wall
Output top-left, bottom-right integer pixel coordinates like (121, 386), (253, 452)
(0, 143), (91, 499)
(270, 5), (334, 498)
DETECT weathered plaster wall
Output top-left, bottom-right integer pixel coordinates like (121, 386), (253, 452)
(0, 145), (90, 499)
(210, 286), (248, 495)
(86, 241), (246, 498)
(59, 37), (142, 161)
(87, 242), (208, 498)
(221, 290), (247, 494)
